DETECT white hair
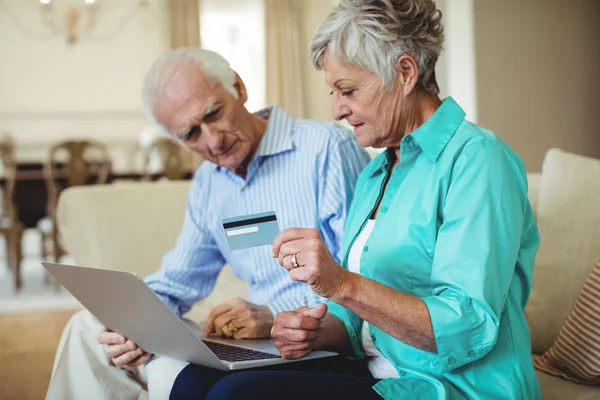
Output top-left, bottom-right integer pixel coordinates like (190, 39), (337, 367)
(310, 0), (444, 95)
(141, 48), (238, 135)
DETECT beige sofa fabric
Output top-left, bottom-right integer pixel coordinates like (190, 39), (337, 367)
(525, 149), (600, 355)
(56, 181), (248, 322)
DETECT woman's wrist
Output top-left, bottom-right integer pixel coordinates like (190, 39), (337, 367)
(330, 269), (359, 305)
(313, 312), (351, 354)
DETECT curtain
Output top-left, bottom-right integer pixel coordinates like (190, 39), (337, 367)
(264, 0), (306, 119)
(169, 0), (201, 48)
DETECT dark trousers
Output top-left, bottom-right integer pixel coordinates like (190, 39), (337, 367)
(170, 356), (382, 400)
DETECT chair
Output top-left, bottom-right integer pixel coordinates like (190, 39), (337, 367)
(142, 137), (189, 181)
(0, 141), (24, 290)
(38, 140), (111, 263)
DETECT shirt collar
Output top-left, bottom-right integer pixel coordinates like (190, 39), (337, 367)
(212, 105), (294, 175)
(408, 96), (466, 161)
(254, 105), (294, 157)
(365, 97), (465, 176)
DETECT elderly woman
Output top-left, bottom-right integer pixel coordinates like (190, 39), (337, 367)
(269, 0), (542, 399)
(174, 1), (542, 399)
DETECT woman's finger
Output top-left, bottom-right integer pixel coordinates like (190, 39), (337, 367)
(272, 228), (308, 257)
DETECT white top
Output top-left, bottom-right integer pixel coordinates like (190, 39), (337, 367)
(347, 219), (400, 379)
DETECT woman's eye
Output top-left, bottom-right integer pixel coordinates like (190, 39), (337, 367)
(341, 90), (355, 97)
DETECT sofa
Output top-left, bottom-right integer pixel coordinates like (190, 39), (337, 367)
(53, 148), (600, 399)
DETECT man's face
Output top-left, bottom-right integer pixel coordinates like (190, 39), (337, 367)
(153, 65), (258, 172)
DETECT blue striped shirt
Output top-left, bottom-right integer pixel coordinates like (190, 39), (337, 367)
(144, 106), (370, 317)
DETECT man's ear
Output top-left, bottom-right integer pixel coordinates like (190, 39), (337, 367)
(396, 54), (419, 96)
(233, 72), (248, 104)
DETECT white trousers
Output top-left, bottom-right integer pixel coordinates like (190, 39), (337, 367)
(46, 310), (189, 400)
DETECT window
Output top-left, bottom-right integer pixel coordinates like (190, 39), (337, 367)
(200, 0), (266, 113)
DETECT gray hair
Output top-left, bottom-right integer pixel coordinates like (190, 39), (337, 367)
(141, 48), (238, 134)
(310, 0), (444, 95)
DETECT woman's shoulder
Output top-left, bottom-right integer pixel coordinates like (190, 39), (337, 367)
(444, 120), (524, 167)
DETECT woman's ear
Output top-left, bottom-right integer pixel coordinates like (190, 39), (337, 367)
(233, 72), (248, 104)
(396, 55), (419, 96)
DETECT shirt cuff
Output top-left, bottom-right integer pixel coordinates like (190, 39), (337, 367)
(154, 292), (183, 318)
(422, 295), (495, 373)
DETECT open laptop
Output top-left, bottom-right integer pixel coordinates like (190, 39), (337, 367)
(42, 262), (337, 371)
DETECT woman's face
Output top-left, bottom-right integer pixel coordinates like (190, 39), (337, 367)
(322, 52), (413, 149)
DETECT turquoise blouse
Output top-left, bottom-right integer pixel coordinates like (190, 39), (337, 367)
(328, 97), (542, 399)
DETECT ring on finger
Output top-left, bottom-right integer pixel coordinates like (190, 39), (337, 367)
(291, 253), (299, 268)
(227, 321), (239, 333)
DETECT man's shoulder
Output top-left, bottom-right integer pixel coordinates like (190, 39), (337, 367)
(291, 119), (355, 147)
(189, 161), (217, 191)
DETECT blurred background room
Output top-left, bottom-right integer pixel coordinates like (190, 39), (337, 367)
(0, 0), (598, 398)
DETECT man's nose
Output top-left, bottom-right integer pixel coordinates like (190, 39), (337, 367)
(203, 125), (225, 150)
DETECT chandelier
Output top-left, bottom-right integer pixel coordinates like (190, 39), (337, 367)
(0, 0), (150, 45)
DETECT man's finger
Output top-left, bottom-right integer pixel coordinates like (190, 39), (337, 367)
(204, 302), (235, 336)
(213, 310), (240, 336)
(97, 330), (125, 345)
(112, 348), (144, 367)
(220, 324), (235, 338)
(128, 352), (153, 367)
(104, 340), (137, 358)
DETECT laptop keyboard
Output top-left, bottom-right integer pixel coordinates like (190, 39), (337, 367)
(202, 340), (280, 362)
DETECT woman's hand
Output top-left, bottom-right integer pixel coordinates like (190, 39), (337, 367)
(271, 304), (328, 359)
(272, 228), (349, 299)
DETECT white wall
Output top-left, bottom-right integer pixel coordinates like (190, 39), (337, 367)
(435, 0), (477, 122)
(474, 0), (600, 171)
(0, 0), (170, 170)
(299, 0), (339, 122)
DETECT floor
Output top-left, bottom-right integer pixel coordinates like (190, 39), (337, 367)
(0, 229), (81, 314)
(0, 229), (82, 399)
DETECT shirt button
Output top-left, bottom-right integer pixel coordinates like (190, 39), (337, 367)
(363, 246), (369, 252)
(380, 206), (388, 213)
(448, 356), (456, 365)
(468, 351), (476, 358)
(400, 370), (406, 377)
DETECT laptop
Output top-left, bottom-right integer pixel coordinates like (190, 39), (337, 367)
(42, 262), (337, 371)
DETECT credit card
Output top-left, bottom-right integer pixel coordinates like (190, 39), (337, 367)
(223, 211), (279, 250)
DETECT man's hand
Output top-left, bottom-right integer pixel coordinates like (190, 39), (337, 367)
(203, 298), (274, 339)
(271, 303), (327, 359)
(97, 327), (152, 367)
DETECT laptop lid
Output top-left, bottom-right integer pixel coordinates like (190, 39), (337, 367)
(42, 262), (227, 370)
(42, 262), (337, 370)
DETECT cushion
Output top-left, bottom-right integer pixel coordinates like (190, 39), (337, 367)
(525, 149), (600, 354)
(534, 260), (600, 385)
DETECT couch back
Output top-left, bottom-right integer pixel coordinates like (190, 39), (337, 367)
(524, 149), (600, 354)
(57, 181), (191, 276)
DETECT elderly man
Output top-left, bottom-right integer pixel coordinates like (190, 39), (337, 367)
(46, 48), (370, 400)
